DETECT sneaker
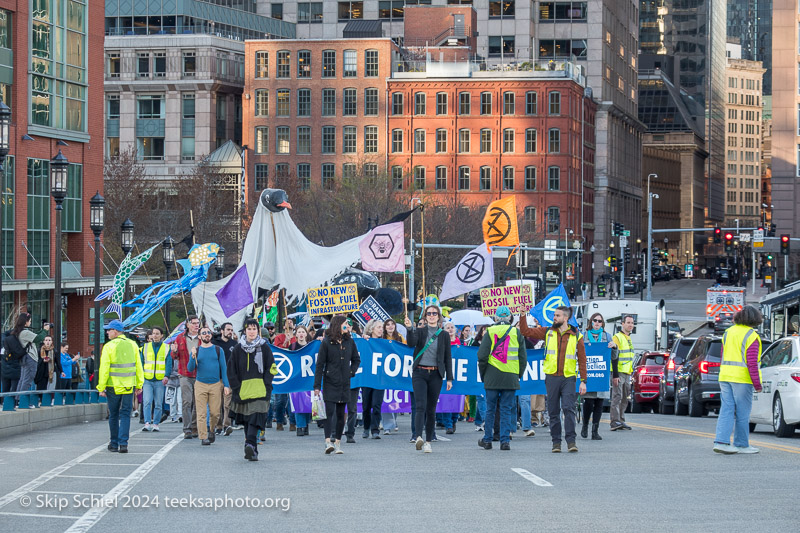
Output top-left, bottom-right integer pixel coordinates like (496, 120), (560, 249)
(183, 433), (193, 440)
(143, 423), (151, 432)
(346, 436), (356, 444)
(223, 426), (233, 436)
(445, 428), (454, 435)
(532, 422), (540, 428)
(107, 444), (119, 452)
(713, 443), (739, 454)
(736, 446), (760, 454)
(475, 424), (484, 432)
(325, 441), (335, 454)
(552, 442), (562, 453)
(394, 427), (399, 432)
(621, 423), (632, 430)
(610, 422), (624, 431)
(334, 441), (344, 454)
(258, 430), (266, 442)
(371, 433), (381, 439)
(244, 443), (258, 461)
(201, 439), (211, 446)
(422, 442), (432, 453)
(215, 428), (222, 435)
(152, 425), (160, 432)
(567, 441), (578, 453)
(478, 439), (492, 450)
(191, 433), (199, 439)
(467, 417), (475, 423)
(415, 436), (424, 450)
(119, 445), (128, 453)
(384, 430), (391, 435)
(132, 410), (139, 418)
(500, 442), (511, 451)
(524, 429), (536, 437)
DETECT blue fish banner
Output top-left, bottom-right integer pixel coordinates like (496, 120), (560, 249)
(528, 283), (580, 327)
(270, 338), (610, 396)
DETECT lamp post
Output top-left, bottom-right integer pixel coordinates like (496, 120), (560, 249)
(563, 228), (573, 286)
(120, 219), (134, 319)
(50, 151), (68, 354)
(646, 173), (658, 301)
(162, 236), (175, 331)
(90, 192), (105, 364)
(0, 102), (10, 331)
(215, 246), (225, 280)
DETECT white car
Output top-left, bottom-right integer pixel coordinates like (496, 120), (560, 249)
(750, 336), (800, 437)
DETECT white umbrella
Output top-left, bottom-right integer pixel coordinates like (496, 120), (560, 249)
(448, 309), (494, 327)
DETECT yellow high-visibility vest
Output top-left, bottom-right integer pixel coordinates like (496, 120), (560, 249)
(614, 332), (634, 374)
(543, 329), (583, 377)
(142, 342), (169, 380)
(487, 324), (520, 375)
(719, 324), (762, 384)
(98, 336), (143, 394)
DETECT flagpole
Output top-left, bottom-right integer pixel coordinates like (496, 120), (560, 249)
(420, 203), (426, 300)
(402, 270), (408, 320)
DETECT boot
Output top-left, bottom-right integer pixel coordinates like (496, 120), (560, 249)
(591, 423), (602, 440)
(580, 418), (589, 439)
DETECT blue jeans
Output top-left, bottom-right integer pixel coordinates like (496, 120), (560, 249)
(483, 389), (516, 444)
(142, 380), (165, 425)
(382, 412), (397, 431)
(436, 412), (453, 429)
(475, 395), (486, 426)
(106, 389), (133, 447)
(518, 394), (532, 430)
(715, 381), (754, 448)
(295, 412), (308, 429)
(270, 393), (289, 424)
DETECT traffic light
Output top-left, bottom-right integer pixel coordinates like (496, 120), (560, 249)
(781, 234), (790, 255)
(610, 256), (618, 269)
(611, 222), (624, 237)
(713, 227), (721, 244)
(624, 247), (631, 264)
(768, 223), (777, 237)
(724, 232), (734, 253)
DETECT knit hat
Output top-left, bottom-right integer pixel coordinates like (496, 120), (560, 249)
(495, 306), (512, 323)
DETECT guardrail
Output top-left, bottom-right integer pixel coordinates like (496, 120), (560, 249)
(1, 388), (106, 412)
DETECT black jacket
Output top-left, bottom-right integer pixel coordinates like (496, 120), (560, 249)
(1, 334), (25, 380)
(406, 327), (454, 381)
(227, 343), (275, 403)
(314, 337), (360, 403)
(212, 337), (237, 363)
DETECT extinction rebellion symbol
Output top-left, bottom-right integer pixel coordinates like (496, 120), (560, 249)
(456, 252), (485, 284)
(485, 207), (512, 245)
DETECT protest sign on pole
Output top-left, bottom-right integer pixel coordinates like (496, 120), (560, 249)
(352, 295), (392, 327)
(479, 284), (534, 316)
(307, 283), (359, 316)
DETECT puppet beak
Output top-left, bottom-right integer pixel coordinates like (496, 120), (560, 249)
(278, 201), (292, 209)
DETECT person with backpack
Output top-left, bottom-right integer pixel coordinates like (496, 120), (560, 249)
(476, 306), (528, 451)
(581, 313), (616, 440)
(404, 305), (454, 453)
(13, 313), (39, 394)
(187, 326), (231, 446)
(2, 315), (30, 395)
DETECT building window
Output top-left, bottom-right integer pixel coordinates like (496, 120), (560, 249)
(524, 206), (536, 232)
(365, 49), (379, 77)
(298, 50), (311, 78)
(27, 159), (50, 279)
(365, 88), (379, 116)
(137, 94), (164, 119)
(480, 129), (492, 153)
(322, 50), (336, 78)
(525, 129), (537, 153)
(254, 164), (269, 191)
(137, 137), (164, 160)
(297, 126), (311, 154)
(392, 166), (403, 190)
(276, 89), (290, 117)
(107, 51), (121, 78)
(548, 166), (560, 190)
(480, 92), (492, 115)
(436, 92), (448, 115)
(459, 92), (471, 115)
(503, 92), (515, 115)
(277, 50), (290, 78)
(436, 129), (447, 153)
(539, 2), (587, 21)
(275, 163), (289, 181)
(415, 92), (426, 115)
(548, 129), (560, 153)
(414, 166), (426, 189)
(488, 36), (514, 56)
(480, 167), (491, 190)
(380, 1), (405, 19)
(549, 92), (561, 115)
(107, 94), (120, 119)
(436, 166), (447, 190)
(271, 3), (283, 19)
(298, 2), (324, 22)
(62, 164), (82, 233)
(459, 129), (470, 153)
(458, 167), (470, 190)
(343, 88), (357, 116)
(392, 92), (403, 115)
(255, 89), (269, 116)
(526, 91), (537, 114)
(414, 129), (426, 153)
(392, 129), (403, 153)
(297, 163), (311, 190)
(342, 163), (357, 180)
(525, 166), (536, 190)
(255, 127), (269, 154)
(297, 89), (311, 117)
(503, 129), (515, 153)
(137, 53), (151, 77)
(343, 50), (357, 77)
(322, 88), (336, 116)
(503, 166), (515, 190)
(343, 126), (356, 153)
(338, 1), (364, 20)
(276, 126), (290, 153)
(255, 51), (268, 78)
(489, 0), (515, 18)
(364, 126), (378, 153)
(538, 39), (587, 59)
(547, 207), (560, 233)
(322, 126), (336, 154)
(322, 163), (335, 190)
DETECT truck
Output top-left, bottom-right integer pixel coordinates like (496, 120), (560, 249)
(574, 300), (669, 354)
(706, 287), (745, 327)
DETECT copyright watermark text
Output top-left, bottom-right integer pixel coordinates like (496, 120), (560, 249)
(19, 493), (291, 512)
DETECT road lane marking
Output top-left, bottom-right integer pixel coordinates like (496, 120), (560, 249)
(76, 463), (142, 467)
(0, 511), (83, 519)
(29, 491), (105, 496)
(65, 433), (184, 533)
(434, 436), (451, 442)
(56, 475), (127, 480)
(511, 468), (553, 487)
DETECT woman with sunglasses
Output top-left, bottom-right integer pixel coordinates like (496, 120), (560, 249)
(187, 326), (231, 446)
(404, 306), (454, 453)
(360, 319), (385, 439)
(314, 315), (361, 454)
(290, 326), (312, 437)
(581, 313), (616, 440)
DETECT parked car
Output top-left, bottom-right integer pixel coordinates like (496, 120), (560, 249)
(674, 335), (723, 417)
(668, 264), (682, 279)
(623, 277), (640, 294)
(667, 320), (683, 349)
(713, 311), (734, 333)
(658, 337), (697, 414)
(632, 352), (668, 413)
(654, 265), (671, 281)
(716, 268), (733, 285)
(750, 336), (800, 437)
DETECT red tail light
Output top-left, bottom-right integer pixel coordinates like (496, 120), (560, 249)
(700, 361), (720, 374)
(668, 360), (675, 370)
(791, 373), (800, 384)
(706, 305), (712, 314)
(639, 367), (647, 375)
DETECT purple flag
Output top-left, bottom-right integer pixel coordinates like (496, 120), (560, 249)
(215, 264), (254, 317)
(358, 221), (405, 273)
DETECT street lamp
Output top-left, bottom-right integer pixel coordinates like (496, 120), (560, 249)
(646, 172), (658, 301)
(50, 150), (69, 355)
(0, 101), (10, 331)
(120, 219), (134, 255)
(90, 192), (105, 363)
(215, 247), (226, 280)
(162, 236), (175, 331)
(590, 244), (596, 298)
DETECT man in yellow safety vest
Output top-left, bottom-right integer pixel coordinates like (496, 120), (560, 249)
(140, 325), (172, 433)
(610, 315), (635, 431)
(477, 306), (527, 451)
(97, 320), (143, 453)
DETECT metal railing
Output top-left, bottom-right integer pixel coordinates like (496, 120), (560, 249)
(1, 386), (105, 412)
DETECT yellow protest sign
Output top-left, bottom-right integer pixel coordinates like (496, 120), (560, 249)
(479, 284), (534, 316)
(307, 283), (359, 316)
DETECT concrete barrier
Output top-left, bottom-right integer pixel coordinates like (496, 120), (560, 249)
(0, 403), (107, 439)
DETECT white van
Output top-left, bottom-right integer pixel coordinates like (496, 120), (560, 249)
(574, 300), (669, 353)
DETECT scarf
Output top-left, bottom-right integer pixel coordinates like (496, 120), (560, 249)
(588, 328), (605, 343)
(239, 336), (266, 373)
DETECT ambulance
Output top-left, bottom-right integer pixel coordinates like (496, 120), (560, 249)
(706, 287), (745, 327)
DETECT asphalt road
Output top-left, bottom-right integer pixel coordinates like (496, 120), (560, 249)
(1, 409), (798, 532)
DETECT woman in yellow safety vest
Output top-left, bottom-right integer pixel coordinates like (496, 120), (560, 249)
(713, 305), (763, 455)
